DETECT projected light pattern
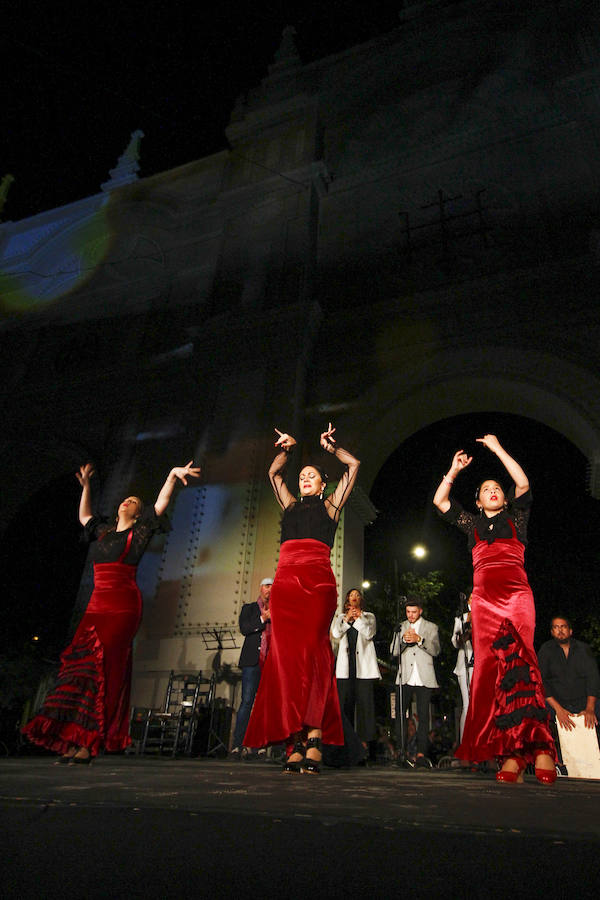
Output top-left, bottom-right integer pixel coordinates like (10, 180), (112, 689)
(0, 193), (113, 314)
(141, 480), (265, 640)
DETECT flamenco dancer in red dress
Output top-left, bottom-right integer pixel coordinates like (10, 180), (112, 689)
(433, 434), (557, 784)
(244, 423), (360, 774)
(23, 459), (200, 764)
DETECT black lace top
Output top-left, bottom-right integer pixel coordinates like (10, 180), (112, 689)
(279, 495), (338, 548)
(438, 489), (532, 550)
(83, 506), (169, 565)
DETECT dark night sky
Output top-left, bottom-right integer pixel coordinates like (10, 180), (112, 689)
(3, 1), (402, 222)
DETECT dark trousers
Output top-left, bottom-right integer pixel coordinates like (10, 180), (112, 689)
(337, 677), (377, 743)
(233, 665), (261, 748)
(401, 684), (432, 756)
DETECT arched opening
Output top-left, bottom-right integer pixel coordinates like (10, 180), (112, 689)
(353, 352), (600, 498)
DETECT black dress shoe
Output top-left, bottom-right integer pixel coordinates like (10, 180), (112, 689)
(70, 750), (92, 765)
(282, 741), (305, 774)
(302, 737), (322, 775)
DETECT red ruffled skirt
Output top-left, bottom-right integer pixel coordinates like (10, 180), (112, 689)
(22, 562), (142, 757)
(456, 533), (555, 764)
(244, 539), (343, 747)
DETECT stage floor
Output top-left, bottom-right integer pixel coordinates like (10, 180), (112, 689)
(1, 756), (599, 898)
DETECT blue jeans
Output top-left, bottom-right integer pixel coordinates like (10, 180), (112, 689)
(232, 665), (262, 748)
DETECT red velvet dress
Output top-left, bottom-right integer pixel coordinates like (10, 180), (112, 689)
(441, 495), (555, 764)
(244, 497), (344, 747)
(23, 510), (164, 757)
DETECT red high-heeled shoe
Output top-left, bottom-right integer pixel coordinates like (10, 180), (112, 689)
(496, 756), (526, 783)
(534, 752), (557, 785)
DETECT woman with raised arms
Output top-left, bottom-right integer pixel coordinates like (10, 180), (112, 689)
(433, 434), (556, 784)
(23, 460), (201, 763)
(244, 423), (360, 774)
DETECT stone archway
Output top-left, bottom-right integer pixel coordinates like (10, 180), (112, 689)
(339, 346), (600, 498)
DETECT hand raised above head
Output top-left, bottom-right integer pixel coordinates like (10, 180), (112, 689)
(476, 434), (502, 454)
(171, 460), (202, 486)
(274, 428), (296, 450)
(75, 462), (95, 487)
(320, 421), (336, 453)
(450, 450), (473, 474)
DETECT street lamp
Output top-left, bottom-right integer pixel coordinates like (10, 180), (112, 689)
(411, 544), (427, 560)
(361, 580), (371, 590)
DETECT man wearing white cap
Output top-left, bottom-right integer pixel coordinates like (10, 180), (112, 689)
(231, 577), (274, 757)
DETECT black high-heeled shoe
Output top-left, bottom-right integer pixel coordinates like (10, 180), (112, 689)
(302, 737), (322, 775)
(55, 747), (77, 765)
(282, 741), (305, 774)
(69, 748), (92, 766)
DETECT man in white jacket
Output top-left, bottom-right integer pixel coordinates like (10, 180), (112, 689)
(390, 598), (440, 765)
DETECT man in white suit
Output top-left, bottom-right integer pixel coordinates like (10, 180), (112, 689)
(390, 599), (440, 765)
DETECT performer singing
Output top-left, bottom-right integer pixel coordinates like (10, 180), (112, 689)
(244, 423), (360, 774)
(433, 434), (556, 784)
(23, 460), (201, 763)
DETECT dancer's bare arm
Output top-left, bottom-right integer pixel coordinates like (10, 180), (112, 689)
(476, 434), (529, 498)
(75, 463), (95, 526)
(155, 461), (201, 515)
(432, 450), (473, 513)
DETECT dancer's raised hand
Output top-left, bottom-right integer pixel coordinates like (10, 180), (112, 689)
(170, 461), (202, 486)
(274, 428), (296, 451)
(476, 434), (502, 454)
(320, 422), (336, 453)
(75, 463), (95, 487)
(449, 450), (473, 476)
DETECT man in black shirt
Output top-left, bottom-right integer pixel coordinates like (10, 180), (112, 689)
(538, 617), (600, 733)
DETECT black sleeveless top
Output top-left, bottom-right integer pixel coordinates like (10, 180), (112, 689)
(279, 495), (338, 548)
